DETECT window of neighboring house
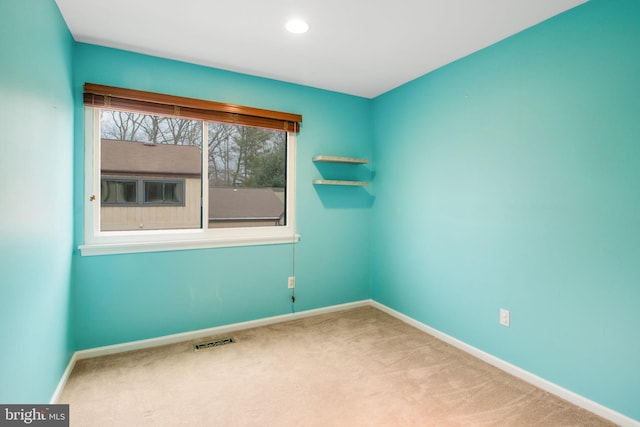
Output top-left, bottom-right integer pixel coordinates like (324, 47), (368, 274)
(80, 84), (301, 256)
(101, 179), (138, 204)
(143, 180), (184, 205)
(100, 178), (186, 206)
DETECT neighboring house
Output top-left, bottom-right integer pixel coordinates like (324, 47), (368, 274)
(100, 139), (285, 230)
(100, 139), (202, 231)
(208, 187), (284, 228)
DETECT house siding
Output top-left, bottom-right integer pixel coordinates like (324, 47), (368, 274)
(101, 176), (201, 231)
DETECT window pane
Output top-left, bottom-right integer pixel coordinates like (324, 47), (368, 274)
(99, 110), (202, 231)
(208, 123), (286, 228)
(143, 181), (184, 204)
(165, 182), (183, 203)
(144, 182), (163, 203)
(121, 182), (137, 203)
(101, 180), (137, 204)
(101, 180), (116, 203)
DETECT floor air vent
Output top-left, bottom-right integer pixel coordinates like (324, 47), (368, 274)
(193, 337), (236, 351)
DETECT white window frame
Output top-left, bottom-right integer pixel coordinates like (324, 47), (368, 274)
(79, 108), (298, 256)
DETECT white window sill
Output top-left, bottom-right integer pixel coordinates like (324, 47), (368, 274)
(79, 233), (300, 256)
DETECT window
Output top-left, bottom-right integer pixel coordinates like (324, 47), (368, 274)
(80, 84), (301, 255)
(101, 179), (137, 205)
(143, 180), (184, 205)
(100, 178), (186, 206)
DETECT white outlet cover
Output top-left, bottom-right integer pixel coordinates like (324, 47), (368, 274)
(500, 308), (510, 327)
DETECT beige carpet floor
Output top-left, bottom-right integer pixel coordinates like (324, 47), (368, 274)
(60, 306), (616, 426)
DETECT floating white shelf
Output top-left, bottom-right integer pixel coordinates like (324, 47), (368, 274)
(312, 155), (369, 164)
(312, 155), (371, 186)
(313, 179), (369, 186)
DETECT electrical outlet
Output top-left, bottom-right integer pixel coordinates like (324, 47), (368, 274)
(288, 276), (295, 289)
(499, 308), (510, 327)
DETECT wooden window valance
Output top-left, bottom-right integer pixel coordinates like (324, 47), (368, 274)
(83, 83), (301, 133)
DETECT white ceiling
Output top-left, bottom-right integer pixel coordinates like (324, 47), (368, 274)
(54, 0), (587, 98)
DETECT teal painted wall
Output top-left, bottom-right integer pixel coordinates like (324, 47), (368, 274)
(72, 45), (372, 349)
(4, 0), (635, 419)
(0, 0), (75, 403)
(372, 0), (640, 421)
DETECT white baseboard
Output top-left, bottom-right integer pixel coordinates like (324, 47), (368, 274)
(370, 300), (639, 427)
(73, 300), (370, 360)
(51, 299), (371, 402)
(51, 298), (638, 426)
(50, 352), (78, 404)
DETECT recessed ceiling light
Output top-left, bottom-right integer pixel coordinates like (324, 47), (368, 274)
(285, 19), (309, 34)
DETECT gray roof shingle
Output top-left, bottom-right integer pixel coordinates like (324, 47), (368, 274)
(209, 188), (284, 220)
(101, 139), (200, 176)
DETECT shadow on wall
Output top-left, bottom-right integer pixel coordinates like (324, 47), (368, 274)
(313, 185), (375, 209)
(312, 162), (375, 208)
(313, 162), (372, 182)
